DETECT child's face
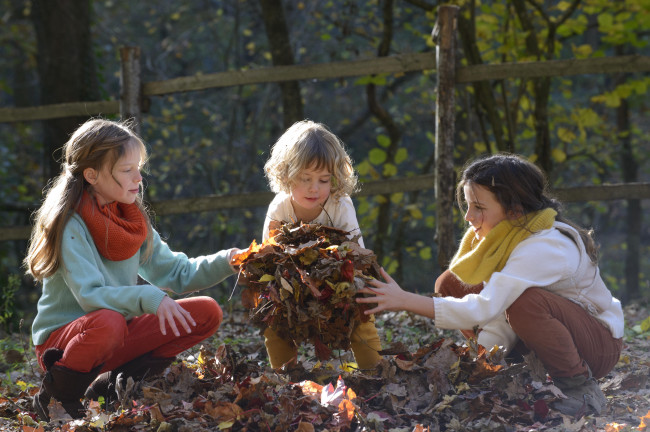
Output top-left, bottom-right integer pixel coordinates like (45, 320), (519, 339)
(289, 165), (332, 219)
(463, 183), (507, 241)
(88, 144), (143, 206)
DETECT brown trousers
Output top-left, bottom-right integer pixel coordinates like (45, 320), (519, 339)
(435, 270), (622, 379)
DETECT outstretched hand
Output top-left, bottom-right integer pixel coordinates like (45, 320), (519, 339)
(228, 248), (243, 272)
(356, 267), (408, 315)
(156, 296), (197, 336)
(356, 267), (437, 319)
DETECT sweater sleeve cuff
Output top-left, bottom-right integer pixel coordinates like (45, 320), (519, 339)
(216, 248), (238, 275)
(143, 289), (168, 315)
(433, 297), (447, 329)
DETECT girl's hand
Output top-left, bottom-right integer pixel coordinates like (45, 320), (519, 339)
(357, 267), (437, 319)
(356, 267), (407, 315)
(156, 296), (196, 336)
(228, 248), (243, 272)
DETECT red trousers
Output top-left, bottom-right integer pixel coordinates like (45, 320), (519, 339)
(35, 296), (222, 374)
(435, 270), (622, 379)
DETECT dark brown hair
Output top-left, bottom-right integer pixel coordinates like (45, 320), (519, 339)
(456, 153), (599, 262)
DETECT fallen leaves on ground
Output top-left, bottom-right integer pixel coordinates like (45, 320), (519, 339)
(1, 304), (648, 431)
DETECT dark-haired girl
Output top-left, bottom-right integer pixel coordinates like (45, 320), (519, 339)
(358, 153), (623, 417)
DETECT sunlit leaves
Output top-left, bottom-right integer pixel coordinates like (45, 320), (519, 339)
(556, 127), (576, 144)
(571, 43), (593, 58)
(592, 78), (650, 108)
(354, 74), (388, 86)
(376, 134), (390, 147)
(395, 147), (408, 164)
(383, 162), (397, 177)
(368, 148), (387, 165)
(557, 14), (589, 37)
(551, 148), (567, 163)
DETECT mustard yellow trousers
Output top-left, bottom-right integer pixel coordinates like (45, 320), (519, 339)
(264, 315), (382, 369)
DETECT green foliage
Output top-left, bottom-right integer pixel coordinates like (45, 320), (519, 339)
(0, 0), (648, 328)
(625, 315), (650, 341)
(0, 275), (20, 333)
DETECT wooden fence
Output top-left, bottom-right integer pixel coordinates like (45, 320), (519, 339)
(1, 6), (650, 263)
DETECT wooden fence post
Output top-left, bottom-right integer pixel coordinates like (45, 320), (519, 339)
(433, 5), (459, 271)
(120, 46), (142, 133)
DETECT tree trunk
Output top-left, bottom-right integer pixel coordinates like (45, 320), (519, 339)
(259, 0), (304, 128)
(616, 45), (640, 302)
(456, 0), (509, 153)
(366, 0), (402, 269)
(532, 78), (552, 174)
(511, 0), (553, 173)
(31, 0), (98, 183)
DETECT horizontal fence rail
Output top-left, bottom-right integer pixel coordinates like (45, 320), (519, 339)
(2, 54), (649, 123)
(0, 101), (120, 123)
(143, 52), (436, 95)
(456, 55), (650, 83)
(2, 177), (648, 242)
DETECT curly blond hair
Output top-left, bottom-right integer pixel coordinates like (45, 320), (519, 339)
(264, 120), (357, 198)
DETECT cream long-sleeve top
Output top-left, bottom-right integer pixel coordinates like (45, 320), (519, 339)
(262, 191), (365, 247)
(433, 221), (624, 353)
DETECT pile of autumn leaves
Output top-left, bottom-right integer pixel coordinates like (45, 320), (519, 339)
(232, 222), (379, 361)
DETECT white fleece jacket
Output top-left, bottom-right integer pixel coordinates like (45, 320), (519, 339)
(433, 221), (624, 352)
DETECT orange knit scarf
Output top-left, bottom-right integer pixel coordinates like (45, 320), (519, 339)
(76, 190), (147, 261)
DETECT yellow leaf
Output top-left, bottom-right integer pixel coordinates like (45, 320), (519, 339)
(258, 274), (275, 282)
(552, 148), (567, 163)
(382, 163), (397, 177)
(591, 92), (621, 108)
(572, 44), (593, 58)
(334, 282), (350, 294)
(339, 362), (358, 373)
(556, 1), (572, 11)
(407, 205), (423, 219)
(641, 316), (650, 332)
(557, 127), (576, 143)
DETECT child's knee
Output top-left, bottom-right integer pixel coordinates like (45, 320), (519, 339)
(350, 321), (382, 368)
(193, 297), (223, 336)
(87, 309), (128, 345)
(264, 327), (297, 368)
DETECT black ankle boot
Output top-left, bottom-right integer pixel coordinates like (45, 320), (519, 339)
(85, 353), (174, 405)
(33, 348), (102, 421)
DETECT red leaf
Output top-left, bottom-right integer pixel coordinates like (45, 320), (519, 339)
(533, 399), (549, 420)
(313, 337), (333, 361)
(341, 259), (354, 282)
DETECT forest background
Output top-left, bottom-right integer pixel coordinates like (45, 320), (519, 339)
(0, 0), (648, 336)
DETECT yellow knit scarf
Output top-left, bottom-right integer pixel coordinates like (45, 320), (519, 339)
(449, 208), (557, 285)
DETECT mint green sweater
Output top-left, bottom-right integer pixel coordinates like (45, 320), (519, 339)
(32, 213), (236, 346)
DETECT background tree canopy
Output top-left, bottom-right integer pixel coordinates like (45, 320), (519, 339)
(0, 0), (648, 333)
